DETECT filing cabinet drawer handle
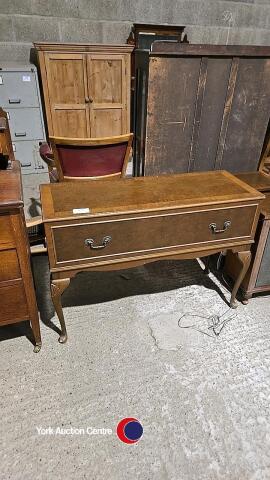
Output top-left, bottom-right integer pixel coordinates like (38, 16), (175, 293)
(9, 98), (21, 104)
(84, 235), (112, 249)
(209, 220), (231, 234)
(15, 132), (27, 137)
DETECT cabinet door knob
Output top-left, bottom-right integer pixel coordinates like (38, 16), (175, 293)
(85, 97), (93, 103)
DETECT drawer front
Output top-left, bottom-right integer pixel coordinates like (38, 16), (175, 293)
(12, 139), (46, 172)
(52, 205), (257, 265)
(0, 281), (28, 325)
(0, 249), (21, 282)
(7, 108), (44, 141)
(0, 215), (15, 247)
(0, 71), (39, 108)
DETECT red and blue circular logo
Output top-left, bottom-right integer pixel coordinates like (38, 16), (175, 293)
(116, 418), (143, 444)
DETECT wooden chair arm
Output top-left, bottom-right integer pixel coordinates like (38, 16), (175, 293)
(39, 142), (55, 168)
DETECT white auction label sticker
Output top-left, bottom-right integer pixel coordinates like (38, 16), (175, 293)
(22, 75), (31, 82)
(73, 208), (90, 214)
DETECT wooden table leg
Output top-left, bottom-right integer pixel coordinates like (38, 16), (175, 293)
(204, 256), (210, 274)
(51, 278), (70, 343)
(242, 292), (253, 305)
(31, 315), (42, 353)
(229, 251), (251, 309)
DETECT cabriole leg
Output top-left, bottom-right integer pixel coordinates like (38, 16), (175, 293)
(51, 278), (70, 343)
(229, 251), (251, 309)
(204, 256), (210, 275)
(242, 292), (252, 305)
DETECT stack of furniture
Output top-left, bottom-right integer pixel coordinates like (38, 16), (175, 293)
(34, 43), (134, 138)
(226, 171), (270, 302)
(0, 160), (41, 352)
(33, 39), (270, 306)
(131, 41), (270, 302)
(0, 63), (46, 174)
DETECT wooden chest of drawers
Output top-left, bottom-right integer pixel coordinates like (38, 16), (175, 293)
(0, 161), (41, 352)
(41, 171), (264, 344)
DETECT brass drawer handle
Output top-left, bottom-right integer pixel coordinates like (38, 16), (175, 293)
(85, 235), (112, 249)
(209, 220), (231, 234)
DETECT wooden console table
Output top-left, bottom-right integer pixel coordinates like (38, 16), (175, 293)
(40, 171), (264, 343)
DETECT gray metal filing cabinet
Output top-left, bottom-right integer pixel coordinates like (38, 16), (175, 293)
(0, 63), (47, 174)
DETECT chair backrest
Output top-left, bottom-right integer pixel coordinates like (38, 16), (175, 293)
(49, 134), (133, 182)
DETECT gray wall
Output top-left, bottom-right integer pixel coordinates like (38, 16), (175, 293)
(0, 0), (270, 62)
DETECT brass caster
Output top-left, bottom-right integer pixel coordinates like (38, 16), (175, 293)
(33, 343), (42, 353)
(242, 299), (249, 305)
(230, 300), (238, 309)
(58, 334), (67, 344)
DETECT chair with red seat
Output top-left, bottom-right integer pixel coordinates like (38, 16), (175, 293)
(47, 134), (133, 182)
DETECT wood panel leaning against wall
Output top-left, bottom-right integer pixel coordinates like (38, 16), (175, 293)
(34, 43), (134, 139)
(143, 43), (270, 176)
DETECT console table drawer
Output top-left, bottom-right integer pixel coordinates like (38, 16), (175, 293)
(52, 205), (256, 265)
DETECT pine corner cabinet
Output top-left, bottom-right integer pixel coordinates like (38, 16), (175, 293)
(34, 43), (134, 138)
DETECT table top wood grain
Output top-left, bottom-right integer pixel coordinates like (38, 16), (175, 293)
(40, 170), (264, 222)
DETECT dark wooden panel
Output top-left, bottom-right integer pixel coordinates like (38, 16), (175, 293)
(221, 58), (270, 172)
(151, 43), (270, 57)
(145, 56), (201, 175)
(191, 57), (232, 172)
(143, 45), (270, 176)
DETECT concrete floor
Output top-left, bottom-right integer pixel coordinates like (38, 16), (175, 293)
(1, 255), (270, 479)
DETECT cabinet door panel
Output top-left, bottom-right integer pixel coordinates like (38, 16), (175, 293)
(90, 58), (122, 103)
(87, 55), (127, 137)
(45, 53), (90, 138)
(53, 109), (89, 138)
(91, 109), (123, 137)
